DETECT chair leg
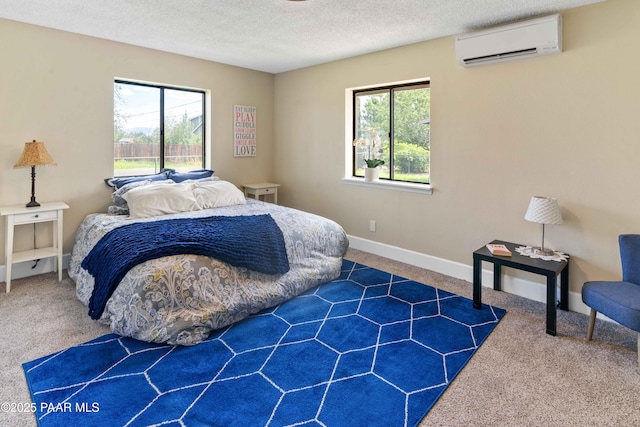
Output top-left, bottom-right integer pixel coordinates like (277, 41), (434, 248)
(587, 309), (597, 341)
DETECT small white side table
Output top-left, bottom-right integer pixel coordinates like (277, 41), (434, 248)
(243, 183), (280, 205)
(0, 201), (69, 293)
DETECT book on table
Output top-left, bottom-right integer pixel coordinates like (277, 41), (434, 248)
(486, 244), (512, 256)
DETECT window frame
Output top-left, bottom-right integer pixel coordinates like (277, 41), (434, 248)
(352, 80), (430, 185)
(114, 79), (207, 177)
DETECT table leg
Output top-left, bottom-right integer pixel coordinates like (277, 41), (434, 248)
(493, 263), (502, 291)
(546, 274), (557, 336)
(559, 264), (569, 311)
(5, 216), (14, 293)
(56, 211), (63, 282)
(473, 256), (482, 309)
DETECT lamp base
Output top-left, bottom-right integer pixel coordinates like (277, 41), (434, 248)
(531, 247), (555, 256)
(26, 198), (40, 208)
(26, 166), (41, 208)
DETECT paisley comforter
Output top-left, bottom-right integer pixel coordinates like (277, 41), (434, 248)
(68, 199), (349, 345)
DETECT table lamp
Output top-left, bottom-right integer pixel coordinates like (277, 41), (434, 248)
(524, 196), (563, 256)
(14, 140), (56, 208)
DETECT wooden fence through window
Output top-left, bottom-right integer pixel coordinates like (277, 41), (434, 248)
(114, 143), (202, 161)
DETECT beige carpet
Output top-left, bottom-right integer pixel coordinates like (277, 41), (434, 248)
(1, 248), (638, 426)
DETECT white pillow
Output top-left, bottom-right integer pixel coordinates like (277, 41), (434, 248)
(112, 179), (175, 208)
(123, 182), (198, 219)
(192, 180), (246, 209)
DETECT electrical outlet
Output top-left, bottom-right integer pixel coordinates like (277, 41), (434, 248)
(369, 220), (376, 232)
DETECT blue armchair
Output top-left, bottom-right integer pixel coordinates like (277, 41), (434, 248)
(582, 234), (640, 371)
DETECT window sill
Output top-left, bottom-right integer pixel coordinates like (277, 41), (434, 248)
(342, 177), (433, 195)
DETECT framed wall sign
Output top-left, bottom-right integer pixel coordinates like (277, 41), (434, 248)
(233, 105), (256, 157)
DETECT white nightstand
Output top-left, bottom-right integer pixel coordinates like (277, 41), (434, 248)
(243, 183), (280, 205)
(0, 201), (69, 293)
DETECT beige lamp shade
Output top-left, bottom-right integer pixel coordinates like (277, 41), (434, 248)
(14, 140), (57, 208)
(524, 196), (563, 225)
(14, 140), (56, 168)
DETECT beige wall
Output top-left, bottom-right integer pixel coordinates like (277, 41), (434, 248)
(0, 19), (274, 256)
(274, 0), (640, 293)
(1, 0), (638, 297)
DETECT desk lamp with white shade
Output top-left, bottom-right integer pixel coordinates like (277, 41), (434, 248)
(524, 196), (563, 256)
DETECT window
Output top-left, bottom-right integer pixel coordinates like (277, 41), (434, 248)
(113, 80), (206, 177)
(353, 81), (430, 184)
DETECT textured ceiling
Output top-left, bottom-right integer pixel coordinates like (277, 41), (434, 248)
(0, 0), (604, 73)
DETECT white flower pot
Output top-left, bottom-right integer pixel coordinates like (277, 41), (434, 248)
(364, 167), (379, 182)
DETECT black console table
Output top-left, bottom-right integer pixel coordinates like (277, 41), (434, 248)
(473, 240), (569, 336)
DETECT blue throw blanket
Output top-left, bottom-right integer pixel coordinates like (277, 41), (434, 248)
(82, 214), (289, 319)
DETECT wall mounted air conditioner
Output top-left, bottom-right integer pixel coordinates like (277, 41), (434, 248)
(455, 14), (562, 67)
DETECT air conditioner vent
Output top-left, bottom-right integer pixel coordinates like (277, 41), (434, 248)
(463, 48), (538, 65)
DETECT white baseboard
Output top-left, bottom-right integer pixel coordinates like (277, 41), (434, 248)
(0, 254), (71, 285)
(0, 242), (608, 323)
(347, 235), (595, 317)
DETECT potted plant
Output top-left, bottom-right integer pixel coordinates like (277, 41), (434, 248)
(354, 129), (385, 182)
(363, 158), (385, 181)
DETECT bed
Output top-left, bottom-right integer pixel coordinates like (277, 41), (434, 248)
(68, 178), (349, 346)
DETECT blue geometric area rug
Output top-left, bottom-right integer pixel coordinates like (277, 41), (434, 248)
(23, 260), (506, 427)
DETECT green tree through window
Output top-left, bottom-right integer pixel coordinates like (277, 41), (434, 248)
(353, 82), (430, 183)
